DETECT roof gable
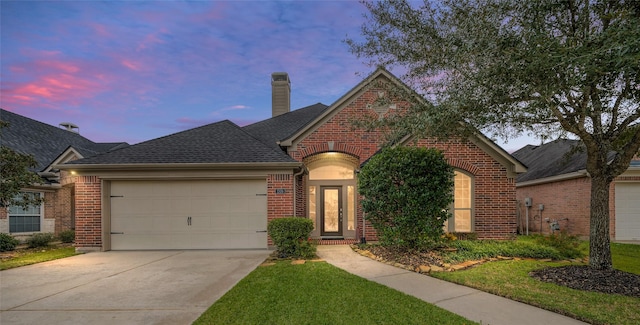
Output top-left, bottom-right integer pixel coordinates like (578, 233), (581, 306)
(279, 68), (405, 148)
(0, 109), (127, 171)
(65, 120), (297, 165)
(277, 68), (525, 176)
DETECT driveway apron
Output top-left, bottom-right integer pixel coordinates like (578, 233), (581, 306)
(0, 250), (270, 325)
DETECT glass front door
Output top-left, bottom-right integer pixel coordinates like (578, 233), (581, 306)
(321, 186), (342, 236)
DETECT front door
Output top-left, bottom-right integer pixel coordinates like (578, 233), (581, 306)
(321, 186), (342, 236)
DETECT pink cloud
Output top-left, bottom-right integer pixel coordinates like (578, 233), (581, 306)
(121, 59), (143, 71)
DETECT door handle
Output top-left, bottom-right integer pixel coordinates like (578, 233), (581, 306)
(187, 216), (192, 226)
(110, 232), (124, 234)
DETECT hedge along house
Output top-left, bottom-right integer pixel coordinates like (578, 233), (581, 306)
(58, 68), (526, 252)
(0, 109), (128, 239)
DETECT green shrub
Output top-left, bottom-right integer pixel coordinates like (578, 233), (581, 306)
(0, 233), (20, 252)
(26, 233), (54, 248)
(359, 146), (454, 250)
(268, 217), (316, 259)
(450, 232), (478, 241)
(532, 231), (583, 258)
(58, 230), (75, 243)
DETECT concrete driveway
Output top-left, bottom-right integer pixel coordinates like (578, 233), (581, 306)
(0, 250), (270, 325)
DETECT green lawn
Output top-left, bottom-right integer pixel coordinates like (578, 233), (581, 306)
(612, 242), (640, 275)
(432, 242), (640, 325)
(0, 247), (77, 270)
(194, 260), (477, 325)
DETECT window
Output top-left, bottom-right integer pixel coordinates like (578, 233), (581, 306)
(9, 192), (42, 233)
(347, 185), (355, 231)
(446, 171), (473, 232)
(308, 186), (316, 230)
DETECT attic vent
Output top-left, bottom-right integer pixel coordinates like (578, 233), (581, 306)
(273, 174), (291, 181)
(59, 122), (79, 133)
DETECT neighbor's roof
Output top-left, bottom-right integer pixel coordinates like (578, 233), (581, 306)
(243, 103), (329, 150)
(512, 139), (618, 183)
(0, 108), (128, 172)
(64, 120), (298, 165)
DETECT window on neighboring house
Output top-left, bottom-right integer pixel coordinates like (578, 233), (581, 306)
(445, 171), (474, 233)
(9, 192), (43, 233)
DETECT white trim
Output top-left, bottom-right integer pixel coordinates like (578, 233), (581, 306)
(516, 170), (589, 187)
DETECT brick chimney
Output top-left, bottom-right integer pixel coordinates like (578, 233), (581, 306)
(271, 72), (290, 117)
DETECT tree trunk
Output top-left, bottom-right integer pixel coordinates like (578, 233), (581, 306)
(588, 175), (613, 269)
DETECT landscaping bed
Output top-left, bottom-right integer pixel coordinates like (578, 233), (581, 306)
(355, 240), (640, 299)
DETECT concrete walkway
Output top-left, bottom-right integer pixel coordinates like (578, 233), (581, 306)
(317, 245), (587, 325)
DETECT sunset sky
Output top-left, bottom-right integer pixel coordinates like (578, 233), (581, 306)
(1, 0), (534, 152)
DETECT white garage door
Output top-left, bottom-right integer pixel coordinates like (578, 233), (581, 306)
(615, 182), (640, 241)
(110, 179), (267, 250)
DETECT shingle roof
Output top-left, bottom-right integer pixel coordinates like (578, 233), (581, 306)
(243, 103), (329, 149)
(0, 109), (128, 171)
(66, 120), (298, 165)
(512, 139), (617, 182)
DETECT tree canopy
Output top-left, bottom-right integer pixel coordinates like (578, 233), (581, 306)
(349, 0), (640, 269)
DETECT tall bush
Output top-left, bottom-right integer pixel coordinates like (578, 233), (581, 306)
(358, 146), (454, 250)
(268, 217), (315, 259)
(0, 233), (20, 252)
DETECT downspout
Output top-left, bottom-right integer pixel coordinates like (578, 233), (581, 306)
(292, 165), (307, 217)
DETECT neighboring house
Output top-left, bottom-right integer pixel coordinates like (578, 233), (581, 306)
(513, 139), (640, 240)
(57, 68), (526, 252)
(0, 109), (128, 238)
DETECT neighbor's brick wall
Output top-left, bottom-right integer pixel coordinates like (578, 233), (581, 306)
(0, 189), (73, 235)
(517, 177), (592, 237)
(288, 84), (518, 240)
(74, 176), (102, 248)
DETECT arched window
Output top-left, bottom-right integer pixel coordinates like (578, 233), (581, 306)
(446, 171), (474, 232)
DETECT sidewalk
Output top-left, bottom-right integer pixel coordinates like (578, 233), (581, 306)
(316, 245), (587, 325)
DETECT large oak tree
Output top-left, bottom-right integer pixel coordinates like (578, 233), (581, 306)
(348, 0), (640, 269)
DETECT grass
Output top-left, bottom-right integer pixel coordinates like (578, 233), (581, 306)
(612, 242), (640, 275)
(432, 242), (640, 325)
(0, 246), (77, 270)
(194, 260), (477, 325)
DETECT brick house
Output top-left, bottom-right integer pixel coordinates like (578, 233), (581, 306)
(0, 109), (128, 239)
(58, 68), (526, 252)
(513, 139), (640, 240)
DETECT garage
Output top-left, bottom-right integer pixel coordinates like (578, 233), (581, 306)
(109, 179), (268, 250)
(615, 182), (640, 241)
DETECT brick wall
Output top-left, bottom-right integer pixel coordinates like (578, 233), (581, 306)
(267, 173), (295, 245)
(74, 176), (102, 249)
(517, 177), (592, 237)
(288, 85), (518, 240)
(415, 138), (517, 239)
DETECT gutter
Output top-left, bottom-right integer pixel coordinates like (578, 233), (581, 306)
(516, 170), (588, 187)
(292, 165), (308, 217)
(54, 162), (303, 171)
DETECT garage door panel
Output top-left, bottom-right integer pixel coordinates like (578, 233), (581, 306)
(110, 180), (267, 250)
(615, 183), (640, 241)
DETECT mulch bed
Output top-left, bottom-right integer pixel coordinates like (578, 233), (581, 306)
(362, 245), (640, 298)
(530, 266), (640, 298)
